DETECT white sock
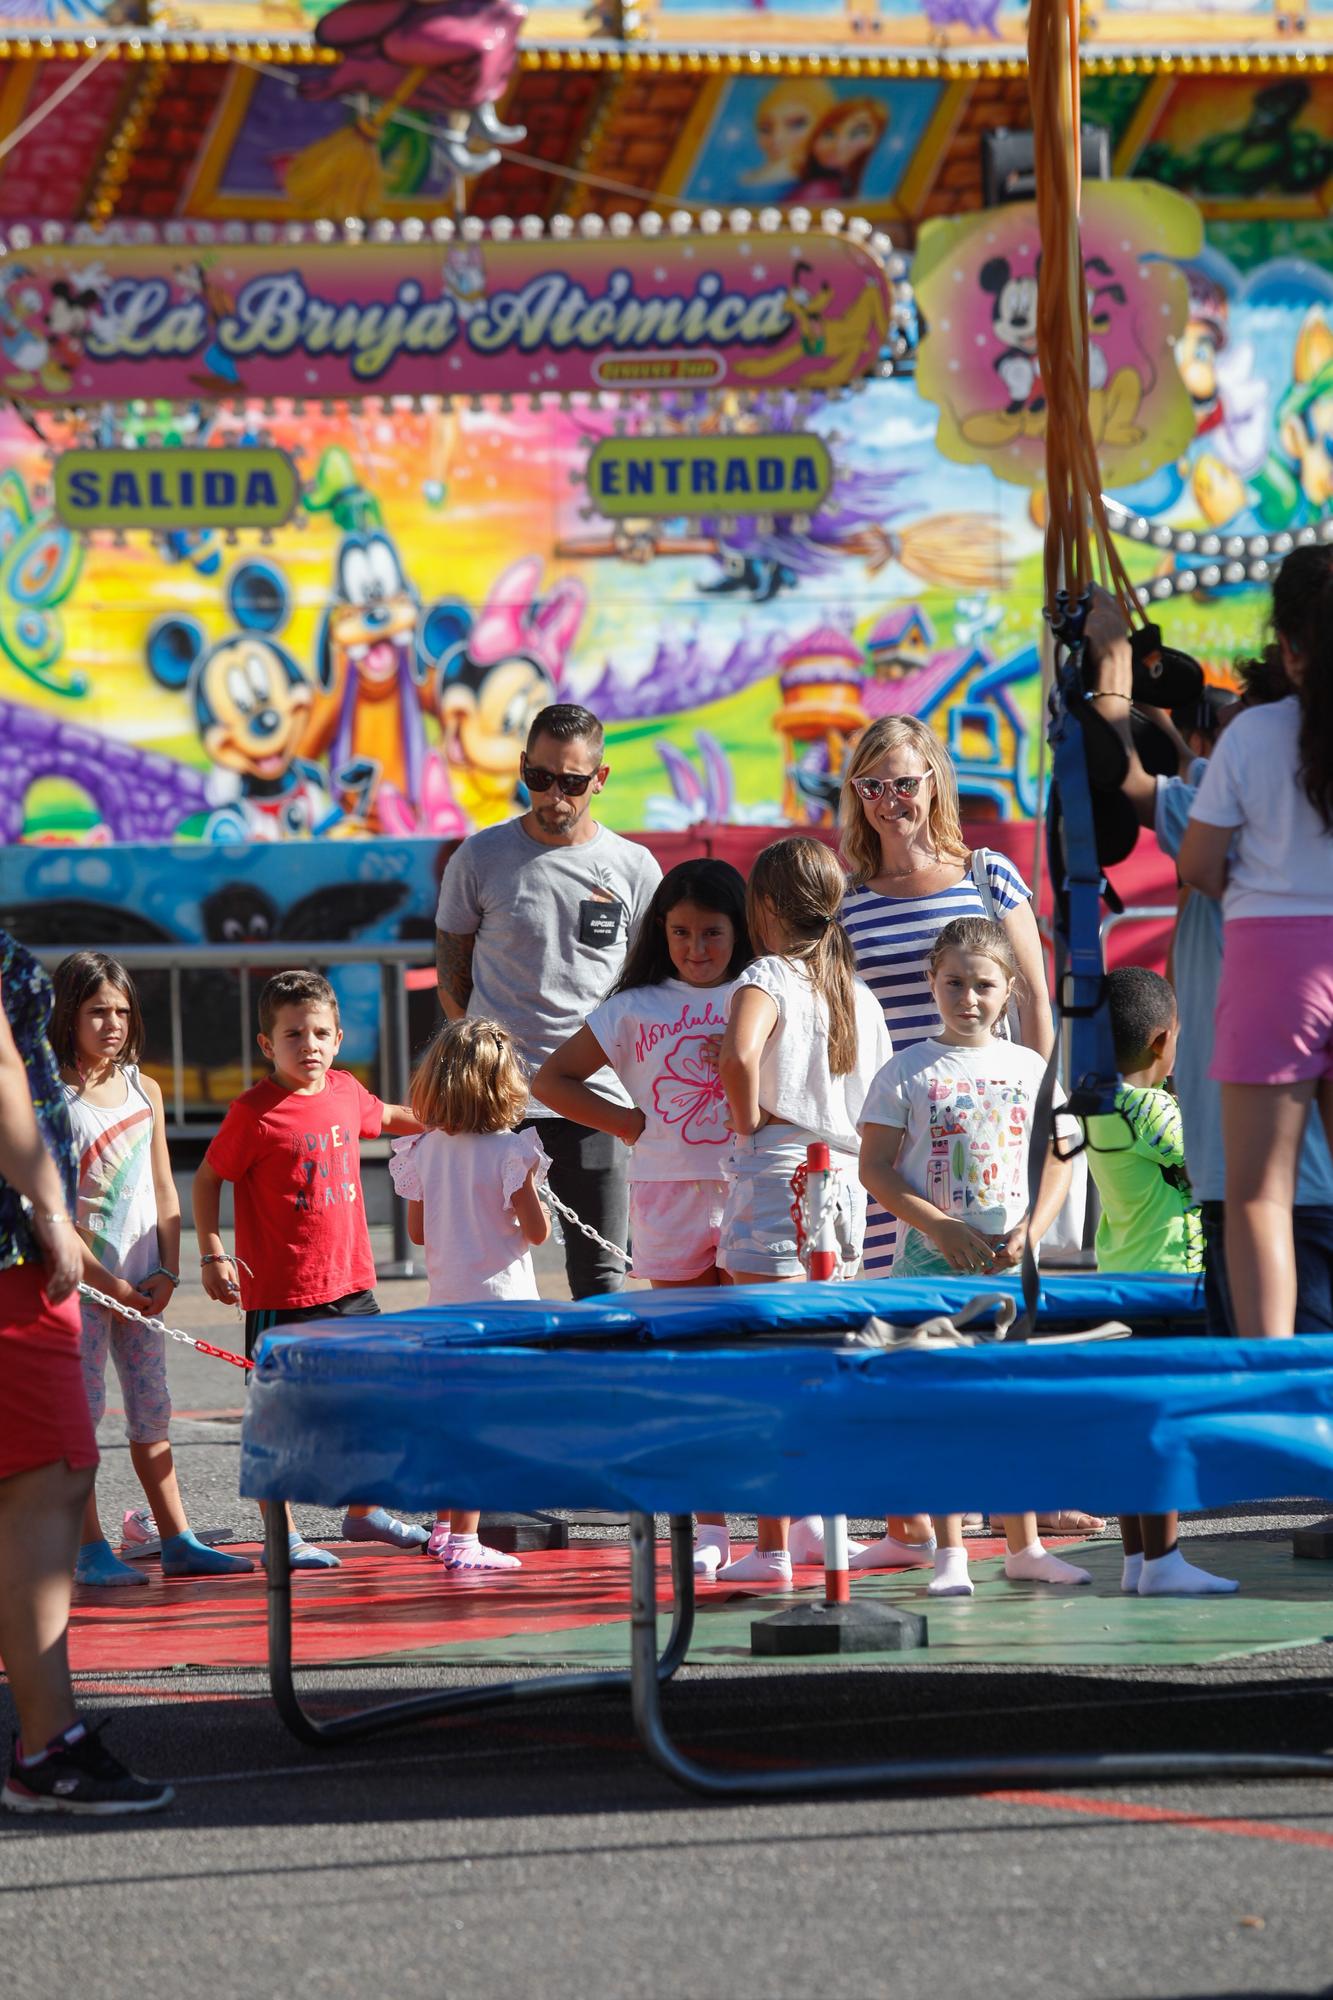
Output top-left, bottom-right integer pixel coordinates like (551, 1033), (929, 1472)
(849, 1531), (937, 1572)
(787, 1516), (868, 1565)
(693, 1524), (730, 1565)
(715, 1547), (792, 1583)
(1138, 1546), (1239, 1597)
(928, 1545), (973, 1597)
(1121, 1552), (1144, 1595)
(1004, 1541), (1092, 1586)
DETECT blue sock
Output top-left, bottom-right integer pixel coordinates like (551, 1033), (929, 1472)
(160, 1531), (255, 1578)
(75, 1539), (149, 1586)
(341, 1507), (429, 1550)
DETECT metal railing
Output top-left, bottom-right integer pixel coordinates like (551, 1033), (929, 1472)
(33, 938), (434, 1277)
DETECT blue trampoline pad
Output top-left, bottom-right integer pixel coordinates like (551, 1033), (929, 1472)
(241, 1277), (1333, 1521)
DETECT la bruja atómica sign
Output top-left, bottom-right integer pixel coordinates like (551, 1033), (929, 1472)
(0, 225), (892, 405)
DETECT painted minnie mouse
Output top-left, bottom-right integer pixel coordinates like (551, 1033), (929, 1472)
(433, 557), (587, 829)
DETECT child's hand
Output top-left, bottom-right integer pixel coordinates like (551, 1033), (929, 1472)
(201, 1255), (241, 1305)
(136, 1271), (177, 1317)
(927, 1217), (1000, 1276)
(617, 1107), (647, 1147)
(989, 1221), (1029, 1271)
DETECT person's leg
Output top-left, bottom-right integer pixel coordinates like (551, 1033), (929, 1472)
(1138, 1511), (1238, 1595)
(542, 1118), (630, 1299)
(1199, 1200), (1237, 1337)
(1120, 1514), (1144, 1593)
(1293, 1204), (1333, 1333)
(1221, 1082), (1314, 1338)
(0, 1457), (93, 1749)
(929, 1514), (973, 1596)
(1001, 1512), (1091, 1585)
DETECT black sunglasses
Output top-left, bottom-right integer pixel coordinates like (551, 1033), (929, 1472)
(522, 758), (600, 797)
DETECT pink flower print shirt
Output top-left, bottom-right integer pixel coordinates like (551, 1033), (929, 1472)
(585, 979), (738, 1182)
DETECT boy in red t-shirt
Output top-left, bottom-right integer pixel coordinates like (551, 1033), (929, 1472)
(194, 970), (424, 1570)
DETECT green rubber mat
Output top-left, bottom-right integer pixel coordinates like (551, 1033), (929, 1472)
(361, 1538), (1333, 1672)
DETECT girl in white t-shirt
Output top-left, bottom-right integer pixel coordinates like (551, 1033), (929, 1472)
(390, 1017), (551, 1573)
(860, 916), (1089, 1598)
(713, 835), (891, 1583)
(535, 860), (753, 1578)
(535, 859), (752, 1289)
(1178, 546), (1333, 1339)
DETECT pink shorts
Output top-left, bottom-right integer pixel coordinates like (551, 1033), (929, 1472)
(1212, 916), (1333, 1086)
(630, 1179), (726, 1283)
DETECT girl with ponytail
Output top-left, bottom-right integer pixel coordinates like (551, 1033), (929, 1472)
(1180, 544), (1333, 1338)
(712, 836), (891, 1584)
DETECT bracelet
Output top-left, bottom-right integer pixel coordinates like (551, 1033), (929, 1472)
(41, 1212), (73, 1226)
(199, 1252), (235, 1267)
(1086, 690), (1132, 703)
(148, 1265), (179, 1284)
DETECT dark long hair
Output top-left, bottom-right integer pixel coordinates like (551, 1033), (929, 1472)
(1270, 545), (1333, 830)
(50, 951), (144, 1069)
(614, 860), (753, 993)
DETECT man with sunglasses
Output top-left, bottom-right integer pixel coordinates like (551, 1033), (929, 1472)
(435, 703), (661, 1296)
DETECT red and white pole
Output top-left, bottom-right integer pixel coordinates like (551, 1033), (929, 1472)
(823, 1514), (851, 1605)
(805, 1141), (838, 1281)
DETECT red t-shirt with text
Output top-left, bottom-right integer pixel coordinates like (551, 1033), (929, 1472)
(204, 1070), (383, 1309)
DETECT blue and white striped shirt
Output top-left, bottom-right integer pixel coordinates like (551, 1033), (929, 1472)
(841, 851), (1031, 1269)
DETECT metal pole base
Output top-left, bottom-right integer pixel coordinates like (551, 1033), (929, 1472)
(751, 1599), (928, 1657)
(1292, 1520), (1333, 1560)
(478, 1511), (571, 1552)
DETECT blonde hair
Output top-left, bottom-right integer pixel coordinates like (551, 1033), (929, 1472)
(746, 837), (859, 1077)
(838, 715), (968, 888)
(409, 1018), (529, 1135)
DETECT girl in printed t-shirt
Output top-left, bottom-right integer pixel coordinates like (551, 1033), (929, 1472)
(859, 917), (1090, 1599)
(391, 1017), (552, 1573)
(535, 860), (753, 1577)
(712, 836), (891, 1585)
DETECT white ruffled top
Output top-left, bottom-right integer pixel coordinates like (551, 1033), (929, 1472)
(389, 1126), (550, 1306)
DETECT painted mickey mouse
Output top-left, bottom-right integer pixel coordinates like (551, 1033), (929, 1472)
(146, 562), (333, 842)
(978, 255), (1044, 417)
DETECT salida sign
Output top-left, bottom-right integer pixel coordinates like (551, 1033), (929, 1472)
(587, 434), (832, 516)
(54, 447), (300, 530)
(2, 226), (892, 405)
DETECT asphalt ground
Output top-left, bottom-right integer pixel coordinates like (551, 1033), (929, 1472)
(4, 1234), (1333, 2000)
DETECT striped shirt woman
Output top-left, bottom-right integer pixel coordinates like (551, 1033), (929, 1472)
(838, 716), (1054, 1275)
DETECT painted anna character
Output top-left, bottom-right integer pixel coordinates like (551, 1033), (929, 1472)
(787, 97), (889, 206)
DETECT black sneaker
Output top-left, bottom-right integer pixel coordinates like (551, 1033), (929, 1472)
(2, 1723), (174, 1817)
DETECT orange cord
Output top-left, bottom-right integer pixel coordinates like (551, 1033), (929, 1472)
(1027, 0), (1141, 628)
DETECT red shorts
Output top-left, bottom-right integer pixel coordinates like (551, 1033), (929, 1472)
(0, 1262), (99, 1483)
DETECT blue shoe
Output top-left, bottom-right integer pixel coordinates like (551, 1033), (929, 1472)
(160, 1532), (255, 1578)
(261, 1534), (341, 1572)
(341, 1508), (429, 1550)
(75, 1539), (149, 1587)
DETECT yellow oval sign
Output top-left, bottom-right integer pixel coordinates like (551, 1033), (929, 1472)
(54, 447), (300, 532)
(587, 434), (832, 519)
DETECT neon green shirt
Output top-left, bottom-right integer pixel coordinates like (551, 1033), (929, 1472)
(1085, 1083), (1203, 1276)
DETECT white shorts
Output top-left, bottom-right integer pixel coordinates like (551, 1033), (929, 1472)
(718, 1129), (866, 1281)
(630, 1179), (727, 1282)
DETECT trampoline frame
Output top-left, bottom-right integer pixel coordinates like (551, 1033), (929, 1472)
(264, 1504), (1333, 1792)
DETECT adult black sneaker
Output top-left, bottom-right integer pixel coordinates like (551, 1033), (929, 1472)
(2, 1722), (174, 1816)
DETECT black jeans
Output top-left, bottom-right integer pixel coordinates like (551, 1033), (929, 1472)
(1200, 1200), (1333, 1335)
(521, 1116), (629, 1299)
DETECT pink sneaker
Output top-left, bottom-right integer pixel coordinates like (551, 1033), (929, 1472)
(438, 1536), (521, 1573)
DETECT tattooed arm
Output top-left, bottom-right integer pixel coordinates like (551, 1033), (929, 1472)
(435, 928), (476, 1020)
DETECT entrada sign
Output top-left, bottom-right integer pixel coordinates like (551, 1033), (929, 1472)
(54, 447), (300, 531)
(5, 227), (891, 405)
(587, 434), (832, 517)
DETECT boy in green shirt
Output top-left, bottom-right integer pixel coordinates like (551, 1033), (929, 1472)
(1087, 967), (1236, 1598)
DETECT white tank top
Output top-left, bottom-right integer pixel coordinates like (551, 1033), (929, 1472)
(62, 1064), (159, 1283)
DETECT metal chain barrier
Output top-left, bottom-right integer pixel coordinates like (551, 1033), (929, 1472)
(541, 1186), (630, 1266)
(78, 1280), (253, 1372)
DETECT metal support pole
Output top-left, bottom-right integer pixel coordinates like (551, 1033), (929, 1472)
(377, 960), (420, 1281)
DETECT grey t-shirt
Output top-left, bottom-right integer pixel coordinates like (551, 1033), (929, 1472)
(435, 817), (662, 1115)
